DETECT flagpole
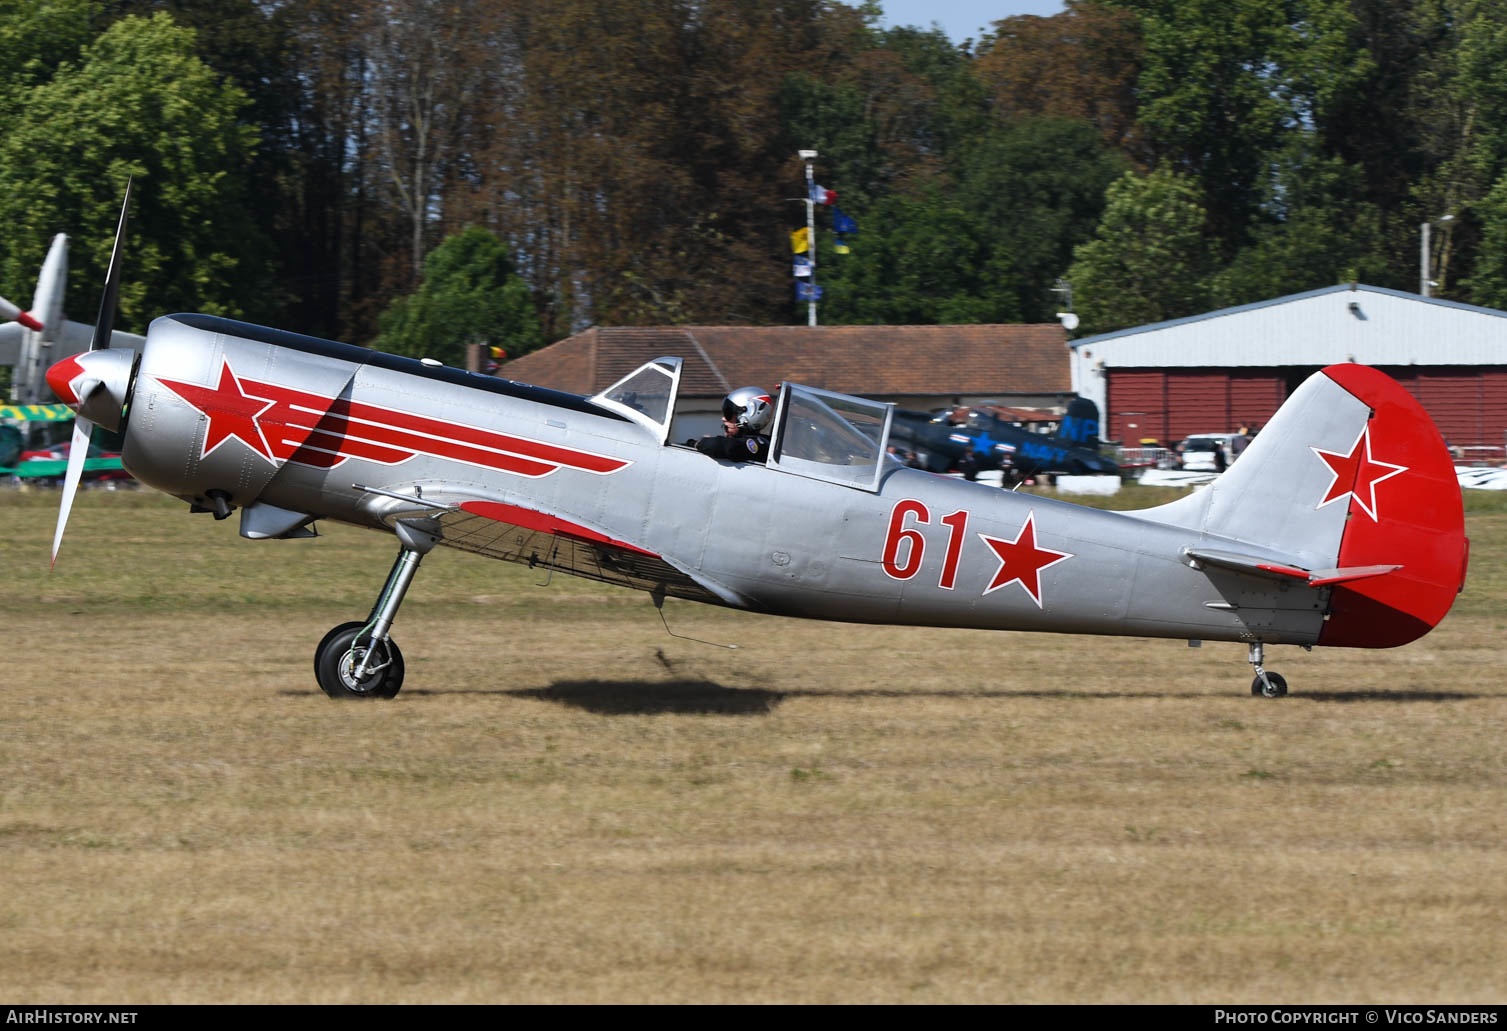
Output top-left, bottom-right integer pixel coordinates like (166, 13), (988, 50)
(800, 148), (818, 326)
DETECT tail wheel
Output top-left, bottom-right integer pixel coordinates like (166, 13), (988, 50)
(315, 621), (404, 699)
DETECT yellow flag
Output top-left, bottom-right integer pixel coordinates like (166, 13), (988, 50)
(790, 226), (809, 254)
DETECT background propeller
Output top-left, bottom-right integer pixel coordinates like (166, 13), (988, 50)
(0, 294), (43, 331)
(51, 177), (132, 568)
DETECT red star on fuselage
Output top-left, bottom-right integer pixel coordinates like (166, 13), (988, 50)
(1310, 423), (1407, 522)
(157, 360), (279, 462)
(976, 510), (1074, 607)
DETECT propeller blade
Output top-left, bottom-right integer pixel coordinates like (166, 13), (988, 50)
(89, 177), (133, 353)
(51, 415), (94, 568)
(0, 294), (43, 331)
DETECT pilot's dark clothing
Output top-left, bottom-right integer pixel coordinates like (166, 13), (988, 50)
(694, 431), (769, 463)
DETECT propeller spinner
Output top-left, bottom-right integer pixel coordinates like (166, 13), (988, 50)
(47, 178), (134, 568)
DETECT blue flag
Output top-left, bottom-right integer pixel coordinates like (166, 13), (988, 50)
(795, 282), (824, 300)
(834, 208), (858, 235)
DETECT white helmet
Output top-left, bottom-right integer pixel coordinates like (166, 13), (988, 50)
(722, 386), (773, 433)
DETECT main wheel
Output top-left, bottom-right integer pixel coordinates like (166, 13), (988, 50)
(1250, 671), (1288, 698)
(315, 621), (405, 699)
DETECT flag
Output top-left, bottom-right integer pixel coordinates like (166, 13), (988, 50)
(488, 345), (507, 360)
(810, 184), (837, 205)
(795, 282), (823, 301)
(793, 255), (812, 277)
(790, 226), (809, 254)
(834, 208), (857, 235)
(833, 237), (850, 255)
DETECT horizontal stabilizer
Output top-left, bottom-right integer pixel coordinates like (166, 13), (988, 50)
(1184, 547), (1401, 588)
(1306, 564), (1404, 587)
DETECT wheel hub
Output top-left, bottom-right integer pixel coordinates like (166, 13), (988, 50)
(338, 642), (390, 692)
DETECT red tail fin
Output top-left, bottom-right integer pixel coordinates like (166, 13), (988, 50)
(1317, 365), (1468, 648)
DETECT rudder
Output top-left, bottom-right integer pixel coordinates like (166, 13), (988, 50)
(1313, 365), (1467, 647)
(1137, 364), (1467, 647)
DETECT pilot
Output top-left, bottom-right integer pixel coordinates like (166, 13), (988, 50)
(691, 386), (773, 463)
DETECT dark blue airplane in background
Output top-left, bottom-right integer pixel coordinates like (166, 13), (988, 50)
(889, 397), (1119, 482)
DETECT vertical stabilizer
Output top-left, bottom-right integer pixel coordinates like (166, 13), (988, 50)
(1136, 364), (1467, 647)
(1060, 396), (1101, 448)
(31, 233), (68, 342)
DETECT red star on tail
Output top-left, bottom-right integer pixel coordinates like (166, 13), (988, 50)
(977, 511), (1074, 608)
(1310, 424), (1407, 522)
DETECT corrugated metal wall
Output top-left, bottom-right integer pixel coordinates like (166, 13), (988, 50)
(1108, 366), (1507, 450)
(1228, 372), (1287, 431)
(1384, 366), (1507, 451)
(1109, 369), (1288, 444)
(1107, 370), (1167, 443)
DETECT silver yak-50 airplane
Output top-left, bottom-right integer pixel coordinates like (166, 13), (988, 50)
(39, 187), (1469, 699)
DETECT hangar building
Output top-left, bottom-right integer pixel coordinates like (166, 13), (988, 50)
(1068, 284), (1507, 457)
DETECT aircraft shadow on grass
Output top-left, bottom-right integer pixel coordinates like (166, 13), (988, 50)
(342, 682), (1486, 714)
(280, 679), (784, 715)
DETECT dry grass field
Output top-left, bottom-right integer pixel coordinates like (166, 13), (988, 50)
(1, 486), (1504, 1004)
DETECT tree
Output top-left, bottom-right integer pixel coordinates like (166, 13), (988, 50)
(816, 190), (1011, 325)
(973, 1), (1145, 164)
(1448, 0), (1507, 304)
(0, 12), (269, 331)
(1098, 0), (1370, 252)
(953, 119), (1127, 321)
(817, 118), (1123, 325)
(1463, 174), (1507, 308)
(0, 0), (99, 123)
(367, 0), (489, 283)
(1207, 142), (1391, 306)
(372, 226), (543, 366)
(0, 0), (101, 279)
(1065, 168), (1215, 333)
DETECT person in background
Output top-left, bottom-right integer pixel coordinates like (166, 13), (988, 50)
(1231, 424), (1251, 462)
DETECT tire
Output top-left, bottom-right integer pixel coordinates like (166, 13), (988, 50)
(1250, 671), (1288, 698)
(315, 621), (404, 699)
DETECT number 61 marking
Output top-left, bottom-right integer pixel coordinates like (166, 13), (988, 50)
(881, 499), (969, 590)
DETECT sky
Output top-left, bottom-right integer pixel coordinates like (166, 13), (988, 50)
(876, 0), (1067, 45)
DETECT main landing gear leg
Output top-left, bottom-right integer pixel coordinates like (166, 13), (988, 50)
(315, 520), (437, 700)
(1247, 641), (1288, 698)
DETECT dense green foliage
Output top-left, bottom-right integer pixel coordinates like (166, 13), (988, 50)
(2, 0), (1506, 352)
(372, 228), (542, 367)
(0, 9), (269, 328)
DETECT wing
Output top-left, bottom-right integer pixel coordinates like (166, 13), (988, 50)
(57, 319), (145, 353)
(365, 490), (739, 608)
(0, 321), (22, 364)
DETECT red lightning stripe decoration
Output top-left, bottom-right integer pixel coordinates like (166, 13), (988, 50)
(976, 510), (1074, 608)
(157, 359), (631, 478)
(1310, 423), (1408, 522)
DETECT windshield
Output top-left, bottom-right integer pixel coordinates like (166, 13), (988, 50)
(769, 383), (893, 492)
(588, 357), (682, 442)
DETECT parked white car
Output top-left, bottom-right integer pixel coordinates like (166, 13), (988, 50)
(1175, 432), (1244, 471)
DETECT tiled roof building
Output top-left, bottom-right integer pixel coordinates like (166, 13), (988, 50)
(499, 324), (1072, 408)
